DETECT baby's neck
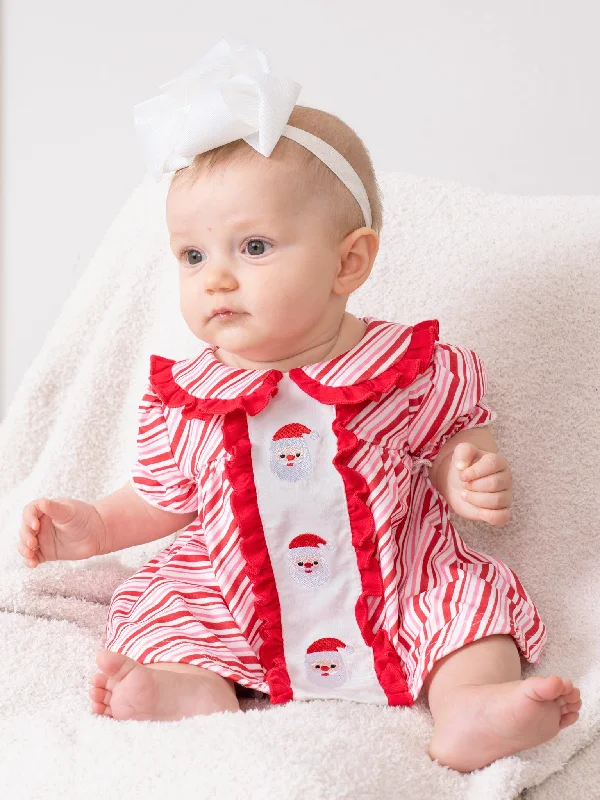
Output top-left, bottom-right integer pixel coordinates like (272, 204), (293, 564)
(214, 313), (368, 372)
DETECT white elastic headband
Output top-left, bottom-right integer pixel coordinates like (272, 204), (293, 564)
(133, 38), (373, 229)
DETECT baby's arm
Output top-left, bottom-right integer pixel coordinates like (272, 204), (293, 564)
(93, 481), (198, 555)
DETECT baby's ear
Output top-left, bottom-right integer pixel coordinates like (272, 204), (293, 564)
(334, 227), (379, 296)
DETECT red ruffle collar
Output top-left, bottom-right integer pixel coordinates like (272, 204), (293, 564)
(149, 317), (439, 420)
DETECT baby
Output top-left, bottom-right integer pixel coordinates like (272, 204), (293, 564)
(17, 54), (580, 773)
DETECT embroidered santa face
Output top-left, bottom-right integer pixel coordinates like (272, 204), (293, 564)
(269, 423), (319, 482)
(305, 638), (355, 689)
(287, 534), (333, 587)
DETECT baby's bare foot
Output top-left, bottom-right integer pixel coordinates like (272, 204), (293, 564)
(88, 649), (240, 721)
(429, 675), (581, 773)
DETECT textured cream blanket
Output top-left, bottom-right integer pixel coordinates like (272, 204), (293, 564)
(0, 172), (598, 799)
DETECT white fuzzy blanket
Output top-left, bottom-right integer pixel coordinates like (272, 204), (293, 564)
(0, 171), (598, 799)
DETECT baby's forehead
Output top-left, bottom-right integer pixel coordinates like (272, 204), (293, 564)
(167, 163), (307, 229)
(170, 156), (300, 203)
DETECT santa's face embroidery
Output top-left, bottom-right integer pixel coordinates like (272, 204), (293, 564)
(306, 655), (346, 688)
(287, 550), (330, 587)
(269, 423), (318, 482)
(304, 638), (354, 689)
(287, 535), (332, 587)
(271, 441), (311, 481)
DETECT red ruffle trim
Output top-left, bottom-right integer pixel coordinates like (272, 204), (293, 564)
(222, 408), (293, 704)
(148, 355), (283, 420)
(289, 319), (439, 404)
(333, 408), (413, 705)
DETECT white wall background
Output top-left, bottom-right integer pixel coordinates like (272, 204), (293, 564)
(1, 0), (599, 418)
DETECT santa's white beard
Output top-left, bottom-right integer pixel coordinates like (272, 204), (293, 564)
(269, 440), (312, 482)
(271, 459), (309, 481)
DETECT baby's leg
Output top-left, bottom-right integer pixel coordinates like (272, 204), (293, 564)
(89, 650), (240, 721)
(424, 634), (581, 773)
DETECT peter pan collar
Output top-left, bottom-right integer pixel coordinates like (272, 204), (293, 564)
(149, 317), (439, 420)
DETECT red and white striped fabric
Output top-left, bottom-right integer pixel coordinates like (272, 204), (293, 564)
(104, 317), (546, 704)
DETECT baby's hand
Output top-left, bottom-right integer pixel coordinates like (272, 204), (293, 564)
(446, 442), (512, 525)
(17, 497), (105, 568)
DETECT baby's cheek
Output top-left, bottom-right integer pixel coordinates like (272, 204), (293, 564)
(254, 295), (303, 329)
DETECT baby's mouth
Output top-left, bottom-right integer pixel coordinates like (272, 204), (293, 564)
(210, 308), (246, 321)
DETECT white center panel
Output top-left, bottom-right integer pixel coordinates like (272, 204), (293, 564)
(247, 374), (387, 704)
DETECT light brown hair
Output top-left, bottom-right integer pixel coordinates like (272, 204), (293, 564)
(169, 105), (383, 241)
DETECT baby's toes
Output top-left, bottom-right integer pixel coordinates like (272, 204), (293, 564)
(91, 701), (114, 718)
(557, 685), (580, 708)
(89, 684), (113, 716)
(556, 682), (581, 730)
(89, 672), (115, 716)
(522, 675), (564, 703)
(560, 678), (573, 695)
(559, 696), (582, 717)
(90, 669), (118, 693)
(559, 710), (580, 730)
(89, 684), (111, 706)
(90, 671), (108, 689)
(565, 686), (580, 706)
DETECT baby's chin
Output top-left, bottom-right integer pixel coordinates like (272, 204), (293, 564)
(201, 325), (284, 367)
(193, 314), (250, 345)
(191, 313), (314, 367)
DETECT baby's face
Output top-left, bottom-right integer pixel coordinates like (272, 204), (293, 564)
(166, 156), (346, 363)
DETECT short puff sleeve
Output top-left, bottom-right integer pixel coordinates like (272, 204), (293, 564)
(129, 382), (199, 514)
(407, 342), (497, 474)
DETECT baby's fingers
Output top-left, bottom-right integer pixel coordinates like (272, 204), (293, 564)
(19, 522), (38, 550)
(477, 507), (512, 526)
(460, 488), (512, 510)
(26, 501), (43, 531)
(17, 537), (39, 567)
(459, 488), (512, 526)
(19, 502), (44, 566)
(462, 472), (511, 492)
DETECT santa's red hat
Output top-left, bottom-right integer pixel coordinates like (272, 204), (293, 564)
(306, 638), (354, 655)
(288, 534), (328, 550)
(272, 423), (319, 441)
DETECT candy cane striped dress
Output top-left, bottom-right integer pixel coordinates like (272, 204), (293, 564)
(104, 317), (546, 704)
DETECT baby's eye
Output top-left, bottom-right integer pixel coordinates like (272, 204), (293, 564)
(182, 249), (205, 266)
(244, 239), (272, 256)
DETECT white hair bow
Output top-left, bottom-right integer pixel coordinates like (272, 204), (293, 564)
(133, 39), (372, 228)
